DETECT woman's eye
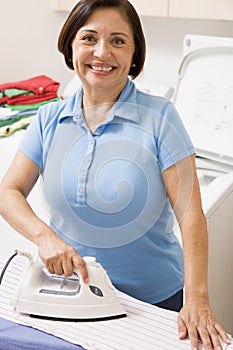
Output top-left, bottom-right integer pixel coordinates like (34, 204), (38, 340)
(112, 37), (125, 46)
(82, 35), (96, 44)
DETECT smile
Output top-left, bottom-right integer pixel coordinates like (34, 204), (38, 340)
(89, 65), (116, 72)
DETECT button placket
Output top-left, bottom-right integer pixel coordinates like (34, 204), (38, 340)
(77, 133), (95, 204)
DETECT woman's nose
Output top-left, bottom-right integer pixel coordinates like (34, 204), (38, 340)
(93, 40), (112, 59)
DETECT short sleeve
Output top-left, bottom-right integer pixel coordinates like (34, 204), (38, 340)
(157, 101), (195, 172)
(18, 111), (43, 167)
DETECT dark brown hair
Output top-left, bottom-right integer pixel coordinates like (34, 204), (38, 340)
(58, 0), (146, 79)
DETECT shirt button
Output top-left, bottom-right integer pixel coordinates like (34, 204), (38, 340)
(96, 126), (103, 132)
(79, 187), (83, 193)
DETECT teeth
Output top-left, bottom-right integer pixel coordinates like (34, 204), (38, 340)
(91, 66), (114, 72)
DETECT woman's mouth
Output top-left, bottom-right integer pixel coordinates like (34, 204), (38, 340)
(88, 64), (116, 72)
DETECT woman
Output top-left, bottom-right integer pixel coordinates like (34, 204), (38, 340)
(0, 1), (230, 349)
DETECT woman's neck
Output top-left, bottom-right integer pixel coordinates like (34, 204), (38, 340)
(82, 101), (113, 133)
(82, 85), (123, 133)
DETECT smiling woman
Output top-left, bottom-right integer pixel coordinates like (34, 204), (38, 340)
(57, 0), (145, 129)
(70, 8), (135, 109)
(0, 1), (231, 349)
(57, 0), (146, 79)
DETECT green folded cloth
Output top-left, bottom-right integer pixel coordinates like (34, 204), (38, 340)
(0, 115), (35, 138)
(0, 113), (35, 127)
(3, 88), (34, 98)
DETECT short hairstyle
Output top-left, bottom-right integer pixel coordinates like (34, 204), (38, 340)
(58, 0), (146, 79)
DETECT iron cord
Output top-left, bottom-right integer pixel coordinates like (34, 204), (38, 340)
(0, 251), (18, 285)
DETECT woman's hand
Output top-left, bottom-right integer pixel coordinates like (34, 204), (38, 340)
(178, 299), (231, 350)
(36, 229), (89, 283)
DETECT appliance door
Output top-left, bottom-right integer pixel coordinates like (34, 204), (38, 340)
(173, 38), (233, 166)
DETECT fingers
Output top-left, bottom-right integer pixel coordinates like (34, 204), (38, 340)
(43, 249), (74, 276)
(188, 325), (199, 350)
(178, 316), (199, 350)
(215, 323), (232, 346)
(44, 252), (89, 283)
(47, 261), (63, 276)
(199, 323), (218, 350)
(196, 322), (230, 350)
(39, 242), (88, 283)
(72, 255), (89, 284)
(178, 316), (188, 340)
(178, 305), (231, 350)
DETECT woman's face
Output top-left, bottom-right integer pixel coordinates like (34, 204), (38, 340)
(71, 8), (135, 95)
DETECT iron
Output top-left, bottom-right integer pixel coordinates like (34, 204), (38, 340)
(10, 254), (126, 321)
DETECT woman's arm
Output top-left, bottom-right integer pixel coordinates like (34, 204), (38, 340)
(163, 155), (230, 350)
(0, 150), (88, 281)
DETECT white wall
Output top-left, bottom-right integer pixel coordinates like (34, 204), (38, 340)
(0, 1), (233, 94)
(0, 0), (74, 95)
(138, 16), (233, 89)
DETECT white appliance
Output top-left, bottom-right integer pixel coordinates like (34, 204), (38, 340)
(173, 34), (233, 334)
(0, 131), (45, 256)
(8, 253), (126, 321)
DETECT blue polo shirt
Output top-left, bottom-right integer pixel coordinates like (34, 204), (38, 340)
(19, 79), (195, 303)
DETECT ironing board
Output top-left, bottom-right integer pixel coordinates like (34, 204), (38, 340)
(0, 256), (232, 350)
(0, 317), (84, 350)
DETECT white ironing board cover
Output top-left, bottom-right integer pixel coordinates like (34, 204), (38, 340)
(0, 256), (232, 350)
(173, 35), (233, 166)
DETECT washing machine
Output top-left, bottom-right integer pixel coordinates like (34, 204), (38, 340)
(173, 34), (233, 334)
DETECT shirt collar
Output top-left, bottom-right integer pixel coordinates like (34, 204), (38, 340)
(110, 79), (141, 123)
(58, 87), (83, 124)
(57, 78), (141, 124)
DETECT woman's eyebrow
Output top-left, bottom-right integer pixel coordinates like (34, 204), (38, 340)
(79, 29), (129, 38)
(111, 32), (129, 38)
(79, 29), (97, 34)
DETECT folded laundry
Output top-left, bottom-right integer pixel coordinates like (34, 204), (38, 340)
(0, 88), (34, 105)
(2, 92), (59, 106)
(0, 115), (35, 137)
(3, 89), (32, 98)
(4, 97), (60, 111)
(0, 75), (60, 95)
(0, 75), (60, 107)
(0, 107), (18, 120)
(0, 113), (35, 129)
(0, 75), (60, 137)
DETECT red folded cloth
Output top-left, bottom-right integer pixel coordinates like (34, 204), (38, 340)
(0, 75), (60, 95)
(1, 92), (59, 106)
(0, 75), (60, 106)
